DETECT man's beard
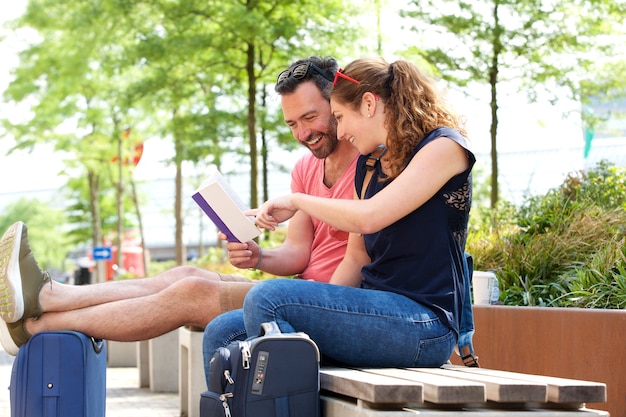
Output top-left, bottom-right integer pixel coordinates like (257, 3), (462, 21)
(307, 119), (338, 159)
(308, 133), (339, 159)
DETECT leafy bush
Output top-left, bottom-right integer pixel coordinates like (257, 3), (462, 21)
(150, 226), (290, 281)
(468, 160), (626, 309)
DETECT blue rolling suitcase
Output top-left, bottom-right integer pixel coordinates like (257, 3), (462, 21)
(9, 331), (107, 417)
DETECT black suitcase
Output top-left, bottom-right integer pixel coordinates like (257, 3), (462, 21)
(201, 321), (320, 417)
(10, 331), (107, 417)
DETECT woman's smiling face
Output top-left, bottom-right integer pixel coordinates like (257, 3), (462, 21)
(331, 95), (384, 156)
(331, 98), (365, 153)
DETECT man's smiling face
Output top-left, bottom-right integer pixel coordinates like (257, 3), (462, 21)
(281, 81), (338, 159)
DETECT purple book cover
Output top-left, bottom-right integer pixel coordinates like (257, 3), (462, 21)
(192, 192), (241, 242)
(192, 171), (260, 243)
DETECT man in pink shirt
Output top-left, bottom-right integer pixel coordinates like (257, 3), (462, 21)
(0, 56), (358, 355)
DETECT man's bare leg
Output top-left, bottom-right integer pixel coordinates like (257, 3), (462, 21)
(39, 266), (222, 313)
(1, 221), (254, 353)
(26, 277), (255, 341)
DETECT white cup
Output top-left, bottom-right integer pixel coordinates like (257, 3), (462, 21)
(472, 271), (496, 305)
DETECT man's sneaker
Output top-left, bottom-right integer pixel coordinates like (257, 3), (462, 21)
(0, 317), (30, 356)
(0, 222), (24, 322)
(0, 221), (50, 323)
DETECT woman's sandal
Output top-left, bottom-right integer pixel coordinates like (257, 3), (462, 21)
(460, 345), (480, 367)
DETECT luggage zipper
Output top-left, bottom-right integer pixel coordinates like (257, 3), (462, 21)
(241, 342), (251, 369)
(224, 369), (234, 385)
(219, 393), (233, 417)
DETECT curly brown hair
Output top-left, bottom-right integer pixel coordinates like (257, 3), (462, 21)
(331, 57), (468, 180)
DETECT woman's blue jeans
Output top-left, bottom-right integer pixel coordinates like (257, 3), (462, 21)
(203, 279), (456, 387)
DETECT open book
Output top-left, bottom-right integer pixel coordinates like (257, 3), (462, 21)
(192, 170), (261, 243)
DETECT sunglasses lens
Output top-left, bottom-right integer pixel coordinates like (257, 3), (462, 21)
(291, 64), (308, 79)
(276, 62), (332, 85)
(276, 64), (308, 85)
(277, 70), (290, 84)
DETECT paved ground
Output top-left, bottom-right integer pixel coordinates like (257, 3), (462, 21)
(0, 345), (180, 417)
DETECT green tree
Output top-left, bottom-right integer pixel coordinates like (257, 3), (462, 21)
(169, 0), (364, 209)
(2, 0), (377, 268)
(402, 0), (626, 207)
(2, 0), (149, 279)
(82, 0), (367, 263)
(0, 199), (67, 272)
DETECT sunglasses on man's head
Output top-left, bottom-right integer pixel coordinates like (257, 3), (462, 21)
(276, 62), (334, 85)
(333, 68), (361, 88)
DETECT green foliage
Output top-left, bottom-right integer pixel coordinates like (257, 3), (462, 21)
(553, 240), (626, 309)
(401, 0), (626, 207)
(0, 199), (68, 272)
(468, 160), (626, 309)
(148, 226), (289, 281)
(559, 160), (626, 211)
(63, 173), (138, 246)
(1, 0), (371, 255)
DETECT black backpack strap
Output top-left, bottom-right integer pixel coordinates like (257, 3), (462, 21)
(359, 145), (387, 199)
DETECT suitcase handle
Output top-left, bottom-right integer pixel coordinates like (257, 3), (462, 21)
(91, 337), (105, 354)
(259, 321), (281, 336)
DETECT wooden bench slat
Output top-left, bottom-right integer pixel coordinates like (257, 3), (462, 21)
(441, 365), (607, 404)
(323, 395), (609, 417)
(320, 367), (424, 404)
(413, 367), (547, 403)
(320, 365), (608, 416)
(358, 367), (485, 404)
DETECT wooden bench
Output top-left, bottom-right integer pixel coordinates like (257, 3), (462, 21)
(320, 365), (609, 416)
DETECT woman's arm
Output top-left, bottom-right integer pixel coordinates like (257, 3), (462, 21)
(254, 137), (469, 235)
(330, 232), (370, 287)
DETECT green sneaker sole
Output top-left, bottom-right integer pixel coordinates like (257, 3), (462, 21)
(0, 222), (25, 323)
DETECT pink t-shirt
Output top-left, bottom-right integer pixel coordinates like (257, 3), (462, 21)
(291, 153), (357, 282)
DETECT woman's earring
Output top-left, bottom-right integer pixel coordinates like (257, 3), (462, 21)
(367, 112), (371, 118)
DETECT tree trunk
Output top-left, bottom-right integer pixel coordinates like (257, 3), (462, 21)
(175, 141), (185, 265)
(246, 43), (258, 210)
(489, 0), (502, 208)
(129, 178), (149, 276)
(88, 170), (105, 282)
(116, 124), (124, 276)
